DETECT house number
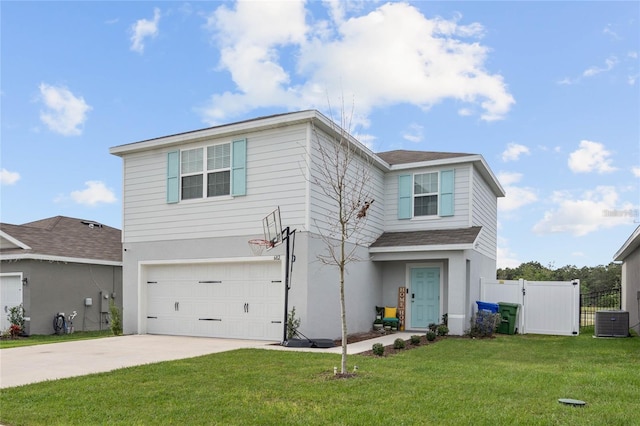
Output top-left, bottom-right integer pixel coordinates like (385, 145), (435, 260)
(273, 255), (280, 260)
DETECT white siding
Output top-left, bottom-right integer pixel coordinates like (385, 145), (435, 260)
(471, 167), (498, 260)
(121, 124), (310, 243)
(307, 127), (385, 245)
(383, 165), (471, 232)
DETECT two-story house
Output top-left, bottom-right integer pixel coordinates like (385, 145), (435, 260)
(109, 110), (504, 340)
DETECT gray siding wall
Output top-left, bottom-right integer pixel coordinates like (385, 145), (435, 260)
(471, 167), (498, 260)
(120, 124), (310, 244)
(621, 249), (640, 335)
(301, 234), (382, 339)
(1, 260), (122, 335)
(383, 165), (471, 232)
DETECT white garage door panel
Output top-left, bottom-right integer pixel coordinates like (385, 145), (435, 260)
(145, 261), (283, 340)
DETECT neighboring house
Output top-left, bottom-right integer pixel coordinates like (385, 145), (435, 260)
(613, 225), (640, 335)
(109, 110), (504, 340)
(0, 216), (122, 335)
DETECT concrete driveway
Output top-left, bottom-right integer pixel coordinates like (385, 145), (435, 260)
(0, 335), (273, 389)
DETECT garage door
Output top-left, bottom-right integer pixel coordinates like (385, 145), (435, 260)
(145, 260), (284, 341)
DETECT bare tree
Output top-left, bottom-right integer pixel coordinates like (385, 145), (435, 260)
(310, 103), (375, 374)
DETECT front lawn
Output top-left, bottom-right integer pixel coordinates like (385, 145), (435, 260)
(1, 331), (638, 425)
(0, 330), (112, 349)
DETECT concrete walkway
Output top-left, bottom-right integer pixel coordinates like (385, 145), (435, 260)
(0, 332), (413, 389)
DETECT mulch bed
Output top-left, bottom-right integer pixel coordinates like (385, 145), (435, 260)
(334, 331), (441, 357)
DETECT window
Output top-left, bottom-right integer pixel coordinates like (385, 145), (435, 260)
(166, 138), (245, 204)
(179, 143), (231, 200)
(414, 172), (438, 216)
(397, 170), (454, 219)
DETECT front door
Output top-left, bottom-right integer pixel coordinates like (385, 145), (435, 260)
(410, 267), (440, 328)
(1, 274), (23, 331)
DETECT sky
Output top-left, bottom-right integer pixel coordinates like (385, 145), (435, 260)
(1, 1), (639, 269)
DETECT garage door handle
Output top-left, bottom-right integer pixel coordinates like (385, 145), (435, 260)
(271, 321), (282, 324)
(147, 316), (158, 319)
(199, 318), (221, 321)
(198, 281), (222, 283)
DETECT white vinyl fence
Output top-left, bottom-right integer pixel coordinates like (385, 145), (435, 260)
(480, 278), (580, 336)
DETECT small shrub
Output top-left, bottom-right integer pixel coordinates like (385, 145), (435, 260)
(8, 304), (25, 330)
(393, 338), (406, 350)
(410, 335), (421, 345)
(287, 306), (301, 339)
(109, 300), (122, 336)
(466, 311), (501, 338)
(437, 324), (449, 336)
(372, 342), (385, 356)
(6, 304), (25, 338)
(426, 331), (437, 341)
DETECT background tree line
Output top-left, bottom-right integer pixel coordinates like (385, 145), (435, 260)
(497, 261), (621, 294)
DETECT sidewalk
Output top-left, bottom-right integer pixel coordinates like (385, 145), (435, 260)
(261, 332), (415, 354)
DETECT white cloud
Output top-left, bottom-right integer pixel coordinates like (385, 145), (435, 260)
(532, 186), (634, 236)
(497, 237), (520, 269)
(130, 8), (161, 53)
(1, 168), (20, 185)
(70, 181), (117, 206)
(501, 143), (530, 162)
(402, 123), (424, 143)
(632, 167), (640, 178)
(583, 55), (618, 77)
(568, 140), (617, 174)
(38, 83), (92, 136)
(201, 2), (514, 125)
(497, 172), (537, 212)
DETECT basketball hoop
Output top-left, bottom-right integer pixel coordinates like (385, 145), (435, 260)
(248, 239), (273, 256)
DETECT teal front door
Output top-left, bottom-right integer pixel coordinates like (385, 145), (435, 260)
(410, 267), (440, 328)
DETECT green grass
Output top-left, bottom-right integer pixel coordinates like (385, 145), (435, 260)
(1, 332), (638, 425)
(0, 330), (112, 349)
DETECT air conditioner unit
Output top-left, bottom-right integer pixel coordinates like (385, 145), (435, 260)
(594, 310), (629, 337)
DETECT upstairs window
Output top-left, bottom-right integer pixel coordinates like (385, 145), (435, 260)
(397, 170), (454, 219)
(167, 139), (246, 204)
(414, 172), (438, 216)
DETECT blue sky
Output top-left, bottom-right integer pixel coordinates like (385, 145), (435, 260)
(1, 1), (638, 269)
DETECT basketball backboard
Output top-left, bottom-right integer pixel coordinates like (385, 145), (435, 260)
(262, 207), (283, 249)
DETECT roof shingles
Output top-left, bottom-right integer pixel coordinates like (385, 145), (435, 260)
(0, 216), (121, 262)
(370, 227), (482, 248)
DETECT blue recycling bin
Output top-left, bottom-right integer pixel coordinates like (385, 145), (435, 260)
(476, 301), (499, 313)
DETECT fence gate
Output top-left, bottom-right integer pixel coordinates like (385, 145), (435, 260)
(480, 278), (580, 336)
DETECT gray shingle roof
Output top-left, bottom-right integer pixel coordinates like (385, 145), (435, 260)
(376, 150), (474, 165)
(0, 216), (121, 263)
(370, 227), (482, 248)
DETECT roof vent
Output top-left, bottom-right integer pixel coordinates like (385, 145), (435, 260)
(81, 220), (103, 229)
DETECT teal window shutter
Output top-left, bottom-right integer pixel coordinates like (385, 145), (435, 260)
(231, 138), (247, 196)
(398, 174), (412, 219)
(167, 150), (179, 203)
(439, 169), (454, 216)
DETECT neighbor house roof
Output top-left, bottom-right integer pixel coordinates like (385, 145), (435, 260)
(614, 225), (640, 262)
(0, 216), (122, 265)
(369, 227), (482, 252)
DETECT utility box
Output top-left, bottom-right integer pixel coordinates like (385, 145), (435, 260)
(100, 291), (110, 313)
(85, 298), (93, 307)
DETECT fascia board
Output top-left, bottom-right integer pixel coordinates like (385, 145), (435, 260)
(0, 253), (122, 267)
(0, 231), (31, 250)
(369, 243), (474, 253)
(614, 225), (640, 261)
(110, 110), (319, 156)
